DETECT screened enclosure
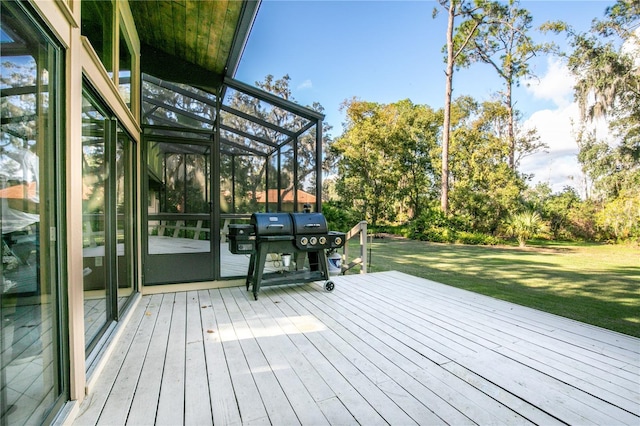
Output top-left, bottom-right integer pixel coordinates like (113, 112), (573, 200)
(141, 74), (325, 283)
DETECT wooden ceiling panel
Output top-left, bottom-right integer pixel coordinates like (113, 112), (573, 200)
(215, 1), (243, 73)
(171, 0), (186, 59)
(130, 0), (245, 83)
(184, 1), (198, 63)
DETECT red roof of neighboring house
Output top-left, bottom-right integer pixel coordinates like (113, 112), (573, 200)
(0, 182), (36, 199)
(255, 189), (316, 204)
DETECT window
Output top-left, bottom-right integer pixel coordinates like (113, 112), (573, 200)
(82, 1), (138, 116)
(81, 0), (114, 75)
(1, 1), (67, 423)
(118, 19), (132, 109)
(115, 123), (136, 309)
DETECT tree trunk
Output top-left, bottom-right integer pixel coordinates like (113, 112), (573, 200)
(506, 80), (515, 170)
(441, 2), (456, 215)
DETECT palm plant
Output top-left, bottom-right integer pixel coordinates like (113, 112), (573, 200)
(504, 211), (549, 247)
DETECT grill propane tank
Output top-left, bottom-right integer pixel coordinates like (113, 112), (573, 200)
(328, 251), (342, 276)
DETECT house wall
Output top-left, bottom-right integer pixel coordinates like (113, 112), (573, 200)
(27, 0), (143, 409)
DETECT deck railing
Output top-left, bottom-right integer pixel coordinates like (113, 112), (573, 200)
(341, 220), (368, 274)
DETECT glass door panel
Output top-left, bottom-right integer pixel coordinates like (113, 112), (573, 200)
(219, 152), (258, 278)
(115, 126), (134, 312)
(1, 2), (65, 423)
(81, 94), (109, 350)
(145, 141), (213, 284)
(81, 90), (137, 355)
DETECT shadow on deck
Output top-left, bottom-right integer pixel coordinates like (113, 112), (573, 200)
(72, 271), (639, 425)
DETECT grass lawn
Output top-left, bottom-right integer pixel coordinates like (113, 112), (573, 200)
(356, 236), (640, 338)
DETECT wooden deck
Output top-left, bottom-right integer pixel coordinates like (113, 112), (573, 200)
(71, 271), (640, 425)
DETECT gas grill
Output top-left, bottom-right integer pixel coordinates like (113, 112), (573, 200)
(228, 212), (345, 300)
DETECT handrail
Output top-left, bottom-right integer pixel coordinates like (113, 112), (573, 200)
(341, 221), (368, 274)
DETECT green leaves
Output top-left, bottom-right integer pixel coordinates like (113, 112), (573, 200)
(565, 1), (639, 205)
(504, 210), (549, 247)
(446, 97), (525, 232)
(596, 190), (640, 240)
(450, 0), (555, 169)
(333, 99), (441, 225)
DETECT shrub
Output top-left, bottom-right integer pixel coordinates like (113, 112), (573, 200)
(322, 200), (362, 233)
(595, 191), (640, 242)
(503, 211), (549, 247)
(408, 208), (450, 234)
(455, 231), (501, 245)
(402, 208), (494, 245)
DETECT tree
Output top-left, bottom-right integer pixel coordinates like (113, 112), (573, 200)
(333, 99), (397, 226)
(523, 183), (584, 240)
(571, 0), (639, 123)
(434, 0), (480, 215)
(389, 100), (442, 220)
(448, 97), (525, 233)
(559, 2), (639, 203)
(454, 0), (554, 170)
(596, 189), (640, 241)
(332, 99), (441, 226)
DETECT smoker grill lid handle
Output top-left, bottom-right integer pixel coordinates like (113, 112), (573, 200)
(267, 224), (284, 228)
(305, 223), (321, 228)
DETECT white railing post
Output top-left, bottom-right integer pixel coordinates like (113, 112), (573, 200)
(342, 220), (368, 274)
(359, 221), (367, 274)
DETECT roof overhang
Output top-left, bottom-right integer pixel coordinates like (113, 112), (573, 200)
(130, 0), (261, 91)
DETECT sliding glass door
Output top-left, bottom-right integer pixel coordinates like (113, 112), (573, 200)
(1, 2), (66, 424)
(81, 88), (136, 357)
(81, 94), (109, 351)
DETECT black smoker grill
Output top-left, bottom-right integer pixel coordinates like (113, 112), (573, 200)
(228, 212), (345, 300)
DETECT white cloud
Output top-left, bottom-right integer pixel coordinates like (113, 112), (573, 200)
(297, 79), (313, 90)
(527, 103), (580, 151)
(621, 27), (640, 68)
(521, 102), (583, 193)
(524, 57), (575, 108)
(520, 29), (635, 194)
(520, 59), (584, 193)
(520, 58), (614, 196)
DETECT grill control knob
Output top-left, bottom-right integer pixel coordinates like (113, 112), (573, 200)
(334, 236), (342, 246)
(319, 236), (327, 245)
(310, 237), (318, 245)
(300, 237), (308, 245)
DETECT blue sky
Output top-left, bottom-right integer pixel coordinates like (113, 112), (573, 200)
(237, 0), (618, 194)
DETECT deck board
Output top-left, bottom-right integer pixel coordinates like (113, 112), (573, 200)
(372, 273), (640, 385)
(184, 291), (213, 425)
(197, 290), (243, 426)
(72, 295), (150, 425)
(72, 271), (640, 425)
(98, 294), (163, 426)
(276, 287), (421, 425)
(287, 286), (530, 425)
(228, 288), (330, 426)
(156, 291), (187, 426)
(280, 286), (468, 424)
(219, 287), (301, 425)
(126, 293), (174, 426)
(262, 288), (389, 425)
(209, 288), (269, 424)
